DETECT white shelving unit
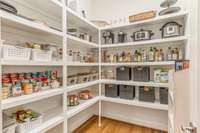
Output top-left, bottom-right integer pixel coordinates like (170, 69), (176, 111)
(101, 96), (168, 111)
(101, 61), (175, 66)
(0, 1), (189, 132)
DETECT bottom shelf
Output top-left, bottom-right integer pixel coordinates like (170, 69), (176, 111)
(67, 96), (100, 119)
(101, 96), (168, 111)
(28, 108), (64, 133)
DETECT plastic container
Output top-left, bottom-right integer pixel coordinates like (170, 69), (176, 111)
(119, 85), (135, 100)
(160, 88), (168, 104)
(15, 111), (43, 133)
(3, 113), (17, 133)
(32, 49), (52, 62)
(2, 45), (31, 61)
(105, 84), (118, 98)
(139, 87), (155, 103)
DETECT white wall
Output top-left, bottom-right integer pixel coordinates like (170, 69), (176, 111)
(77, 0), (188, 23)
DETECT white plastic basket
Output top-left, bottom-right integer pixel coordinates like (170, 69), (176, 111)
(2, 45), (31, 61)
(32, 49), (52, 62)
(16, 111), (43, 133)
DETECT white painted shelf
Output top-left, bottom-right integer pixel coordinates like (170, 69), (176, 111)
(2, 88), (63, 110)
(67, 96), (99, 119)
(28, 107), (64, 133)
(101, 12), (188, 30)
(67, 34), (99, 48)
(67, 62), (99, 66)
(66, 80), (100, 92)
(1, 10), (63, 37)
(67, 7), (98, 33)
(101, 61), (175, 66)
(1, 60), (64, 66)
(101, 79), (169, 88)
(101, 96), (168, 111)
(28, 115), (64, 133)
(101, 36), (187, 48)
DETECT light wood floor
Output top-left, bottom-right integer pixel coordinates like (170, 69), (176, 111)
(73, 116), (167, 133)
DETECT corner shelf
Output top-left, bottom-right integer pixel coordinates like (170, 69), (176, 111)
(66, 80), (100, 93)
(67, 62), (99, 66)
(101, 79), (169, 88)
(100, 12), (188, 30)
(1, 60), (64, 66)
(67, 7), (99, 33)
(1, 10), (63, 37)
(101, 61), (175, 66)
(67, 34), (99, 48)
(67, 96), (100, 119)
(101, 96), (168, 111)
(101, 36), (187, 48)
(2, 88), (63, 110)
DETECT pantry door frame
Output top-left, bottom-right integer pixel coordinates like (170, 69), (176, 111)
(188, 0), (200, 131)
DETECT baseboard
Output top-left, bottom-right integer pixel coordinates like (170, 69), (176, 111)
(102, 112), (168, 131)
(69, 113), (95, 132)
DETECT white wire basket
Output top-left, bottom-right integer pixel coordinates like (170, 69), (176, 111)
(15, 111), (43, 133)
(32, 49), (52, 62)
(2, 45), (31, 61)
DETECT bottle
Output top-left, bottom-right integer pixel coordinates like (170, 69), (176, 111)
(172, 48), (178, 60)
(178, 48), (184, 60)
(149, 47), (154, 61)
(134, 50), (138, 62)
(155, 48), (159, 61)
(141, 49), (147, 62)
(137, 50), (142, 62)
(159, 49), (164, 61)
(167, 47), (172, 61)
(67, 50), (73, 62)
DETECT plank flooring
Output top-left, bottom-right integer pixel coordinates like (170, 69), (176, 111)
(73, 116), (167, 133)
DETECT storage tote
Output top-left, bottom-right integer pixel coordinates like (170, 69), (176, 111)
(15, 111), (43, 133)
(32, 49), (52, 62)
(116, 67), (131, 81)
(133, 67), (150, 82)
(119, 85), (135, 100)
(160, 88), (168, 104)
(139, 86), (155, 103)
(105, 84), (118, 97)
(3, 113), (16, 133)
(2, 45), (31, 61)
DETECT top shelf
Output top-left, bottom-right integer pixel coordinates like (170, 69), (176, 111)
(67, 7), (99, 33)
(1, 10), (63, 37)
(100, 12), (188, 31)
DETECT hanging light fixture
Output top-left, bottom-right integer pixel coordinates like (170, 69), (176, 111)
(159, 0), (181, 16)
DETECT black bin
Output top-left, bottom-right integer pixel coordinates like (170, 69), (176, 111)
(139, 86), (155, 103)
(116, 67), (131, 81)
(105, 84), (118, 97)
(160, 88), (168, 104)
(133, 67), (150, 82)
(119, 85), (135, 100)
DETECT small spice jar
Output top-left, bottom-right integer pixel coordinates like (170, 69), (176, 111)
(67, 95), (79, 106)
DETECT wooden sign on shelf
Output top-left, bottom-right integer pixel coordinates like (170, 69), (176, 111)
(129, 10), (157, 23)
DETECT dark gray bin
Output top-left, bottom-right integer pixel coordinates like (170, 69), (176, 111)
(119, 85), (135, 100)
(133, 67), (150, 82)
(160, 88), (168, 104)
(139, 87), (155, 103)
(105, 84), (118, 97)
(116, 67), (131, 81)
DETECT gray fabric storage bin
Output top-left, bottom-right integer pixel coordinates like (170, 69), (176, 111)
(105, 84), (118, 97)
(119, 85), (135, 100)
(139, 87), (155, 103)
(116, 67), (131, 81)
(160, 88), (168, 104)
(133, 67), (150, 82)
